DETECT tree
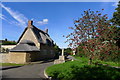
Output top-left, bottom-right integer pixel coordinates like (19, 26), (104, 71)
(111, 1), (120, 48)
(54, 43), (61, 53)
(64, 48), (72, 55)
(53, 43), (61, 58)
(111, 1), (120, 26)
(2, 40), (17, 45)
(5, 38), (8, 41)
(65, 9), (119, 64)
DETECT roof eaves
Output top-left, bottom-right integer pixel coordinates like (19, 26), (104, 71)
(17, 27), (28, 43)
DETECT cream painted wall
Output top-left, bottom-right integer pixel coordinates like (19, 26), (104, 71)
(19, 28), (40, 49)
(1, 45), (16, 49)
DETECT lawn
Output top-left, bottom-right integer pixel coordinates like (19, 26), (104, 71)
(0, 63), (25, 66)
(73, 56), (120, 67)
(46, 56), (120, 80)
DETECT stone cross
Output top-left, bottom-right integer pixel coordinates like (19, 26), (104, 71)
(62, 48), (64, 56)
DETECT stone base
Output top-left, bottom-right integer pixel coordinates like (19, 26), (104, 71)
(54, 59), (65, 64)
(54, 55), (65, 64)
(59, 56), (65, 61)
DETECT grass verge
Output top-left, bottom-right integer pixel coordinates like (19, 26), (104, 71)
(46, 61), (120, 80)
(73, 55), (120, 67)
(0, 63), (25, 66)
(46, 56), (120, 80)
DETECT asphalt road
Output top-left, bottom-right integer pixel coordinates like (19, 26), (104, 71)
(1, 60), (54, 80)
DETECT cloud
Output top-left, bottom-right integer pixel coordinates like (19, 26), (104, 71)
(1, 3), (28, 27)
(43, 19), (48, 23)
(0, 14), (6, 20)
(0, 14), (13, 24)
(35, 19), (48, 25)
(112, 2), (118, 7)
(1, 3), (48, 27)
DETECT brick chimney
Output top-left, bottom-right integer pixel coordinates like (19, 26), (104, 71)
(45, 28), (48, 33)
(28, 20), (33, 28)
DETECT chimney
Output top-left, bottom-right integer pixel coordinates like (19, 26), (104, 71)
(28, 20), (33, 28)
(45, 29), (48, 33)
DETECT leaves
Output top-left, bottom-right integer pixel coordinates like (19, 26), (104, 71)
(111, 1), (120, 26)
(65, 9), (120, 61)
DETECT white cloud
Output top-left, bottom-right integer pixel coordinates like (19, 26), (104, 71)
(1, 3), (28, 27)
(0, 14), (7, 21)
(43, 19), (48, 23)
(35, 19), (48, 25)
(31, 18), (34, 21)
(112, 2), (118, 7)
(1, 3), (48, 27)
(0, 14), (13, 24)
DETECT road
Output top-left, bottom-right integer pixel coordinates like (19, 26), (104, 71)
(1, 60), (54, 80)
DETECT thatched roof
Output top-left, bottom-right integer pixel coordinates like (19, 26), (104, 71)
(17, 21), (53, 45)
(10, 40), (40, 52)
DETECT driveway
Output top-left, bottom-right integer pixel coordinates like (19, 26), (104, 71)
(1, 60), (54, 80)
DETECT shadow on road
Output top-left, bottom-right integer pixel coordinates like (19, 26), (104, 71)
(29, 59), (54, 64)
(2, 75), (49, 80)
(1, 66), (22, 70)
(40, 59), (54, 64)
(1, 78), (49, 80)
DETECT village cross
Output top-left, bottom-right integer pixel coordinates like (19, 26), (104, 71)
(62, 48), (64, 56)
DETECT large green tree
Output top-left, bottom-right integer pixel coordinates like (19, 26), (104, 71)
(111, 1), (120, 26)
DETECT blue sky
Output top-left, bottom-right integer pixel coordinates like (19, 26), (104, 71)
(1, 2), (118, 48)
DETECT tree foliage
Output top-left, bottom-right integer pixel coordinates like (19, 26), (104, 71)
(2, 41), (17, 45)
(1, 39), (17, 45)
(65, 9), (119, 62)
(111, 1), (120, 26)
(54, 43), (61, 53)
(53, 43), (61, 58)
(110, 1), (120, 48)
(64, 48), (72, 55)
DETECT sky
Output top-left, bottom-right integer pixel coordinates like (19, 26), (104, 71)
(0, 2), (118, 48)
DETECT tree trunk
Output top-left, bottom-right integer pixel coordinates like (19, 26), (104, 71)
(88, 56), (92, 65)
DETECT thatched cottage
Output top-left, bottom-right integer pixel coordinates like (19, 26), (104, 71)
(8, 20), (55, 63)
